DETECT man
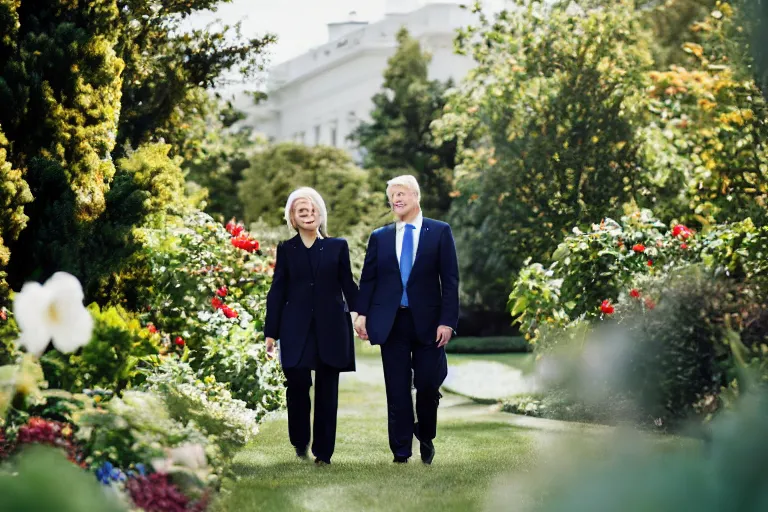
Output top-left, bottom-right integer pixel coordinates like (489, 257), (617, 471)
(354, 175), (459, 464)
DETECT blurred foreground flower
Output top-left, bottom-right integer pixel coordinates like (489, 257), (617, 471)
(12, 272), (93, 356)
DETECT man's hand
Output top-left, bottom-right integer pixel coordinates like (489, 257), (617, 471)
(265, 337), (277, 359)
(354, 315), (368, 341)
(436, 326), (453, 348)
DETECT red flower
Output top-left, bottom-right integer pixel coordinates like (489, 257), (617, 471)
(231, 234), (260, 253)
(211, 297), (224, 309)
(645, 298), (656, 310)
(216, 286), (228, 297)
(681, 243), (689, 250)
(174, 336), (185, 347)
(630, 289), (641, 298)
(0, 310), (6, 321)
(600, 300), (615, 315)
(632, 244), (646, 253)
(647, 260), (653, 267)
(672, 224), (692, 239)
(221, 305), (238, 319)
(147, 323), (157, 334)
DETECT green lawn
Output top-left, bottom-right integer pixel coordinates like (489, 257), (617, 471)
(211, 358), (539, 512)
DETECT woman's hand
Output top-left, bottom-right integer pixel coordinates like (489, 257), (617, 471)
(265, 337), (277, 359)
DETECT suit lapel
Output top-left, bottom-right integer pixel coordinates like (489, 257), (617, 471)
(382, 224), (399, 274)
(411, 219), (430, 274)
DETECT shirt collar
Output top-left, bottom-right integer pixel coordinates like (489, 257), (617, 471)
(397, 212), (423, 232)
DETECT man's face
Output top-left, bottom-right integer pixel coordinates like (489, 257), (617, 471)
(292, 198), (319, 231)
(389, 185), (418, 219)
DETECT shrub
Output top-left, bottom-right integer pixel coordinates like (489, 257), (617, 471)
(39, 304), (161, 395)
(138, 210), (284, 413)
(445, 336), (529, 354)
(144, 357), (261, 459)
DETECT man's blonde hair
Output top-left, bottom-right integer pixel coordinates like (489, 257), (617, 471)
(284, 187), (329, 237)
(386, 175), (421, 202)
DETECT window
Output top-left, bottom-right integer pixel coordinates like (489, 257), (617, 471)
(314, 125), (321, 145)
(330, 121), (338, 147)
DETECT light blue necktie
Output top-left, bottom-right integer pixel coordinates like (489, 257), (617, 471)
(400, 224), (416, 307)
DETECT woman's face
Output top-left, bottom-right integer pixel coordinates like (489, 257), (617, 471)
(292, 198), (319, 232)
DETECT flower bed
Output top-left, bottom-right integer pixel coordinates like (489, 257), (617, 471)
(0, 211), (285, 510)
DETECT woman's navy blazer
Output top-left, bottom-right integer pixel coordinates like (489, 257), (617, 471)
(264, 235), (358, 371)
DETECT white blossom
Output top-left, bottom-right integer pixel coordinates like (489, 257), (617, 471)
(12, 272), (94, 356)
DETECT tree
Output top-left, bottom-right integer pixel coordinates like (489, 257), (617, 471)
(433, 0), (654, 312)
(0, 0), (274, 300)
(238, 143), (375, 237)
(350, 28), (458, 218)
(0, 127), (32, 303)
(114, 0), (275, 155)
(180, 91), (252, 222)
(639, 2), (768, 228)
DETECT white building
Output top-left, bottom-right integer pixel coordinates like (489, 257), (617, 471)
(239, 1), (481, 160)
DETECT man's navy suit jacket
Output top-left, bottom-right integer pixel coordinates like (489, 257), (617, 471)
(355, 217), (459, 345)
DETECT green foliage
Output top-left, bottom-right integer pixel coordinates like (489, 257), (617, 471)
(0, 0), (124, 222)
(239, 142), (374, 237)
(74, 390), (215, 472)
(144, 358), (260, 459)
(351, 27), (459, 218)
(536, 391), (768, 512)
(511, 211), (768, 427)
(749, 0), (768, 97)
(0, 0), (275, 310)
(639, 4), (768, 227)
(114, 1), (275, 153)
(0, 127), (31, 303)
(434, 0), (654, 311)
(182, 93), (254, 221)
(0, 446), (127, 512)
(39, 305), (161, 395)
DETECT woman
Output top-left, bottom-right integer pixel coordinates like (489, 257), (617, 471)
(264, 187), (358, 466)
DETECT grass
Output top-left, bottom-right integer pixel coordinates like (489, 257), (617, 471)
(211, 358), (538, 512)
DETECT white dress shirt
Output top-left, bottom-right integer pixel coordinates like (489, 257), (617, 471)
(395, 212), (423, 266)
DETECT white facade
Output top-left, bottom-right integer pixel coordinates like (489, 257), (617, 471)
(239, 1), (479, 161)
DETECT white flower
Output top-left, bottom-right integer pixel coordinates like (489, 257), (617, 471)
(12, 272), (94, 356)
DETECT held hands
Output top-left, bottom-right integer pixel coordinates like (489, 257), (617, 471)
(265, 337), (277, 359)
(354, 315), (368, 340)
(436, 325), (453, 348)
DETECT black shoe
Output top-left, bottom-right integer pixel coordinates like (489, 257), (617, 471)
(295, 446), (308, 459)
(419, 440), (435, 465)
(393, 456), (409, 463)
(314, 457), (331, 466)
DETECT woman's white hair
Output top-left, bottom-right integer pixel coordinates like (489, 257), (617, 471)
(386, 174), (421, 202)
(284, 187), (329, 237)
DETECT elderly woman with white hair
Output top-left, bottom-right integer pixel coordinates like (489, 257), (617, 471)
(264, 186), (359, 466)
